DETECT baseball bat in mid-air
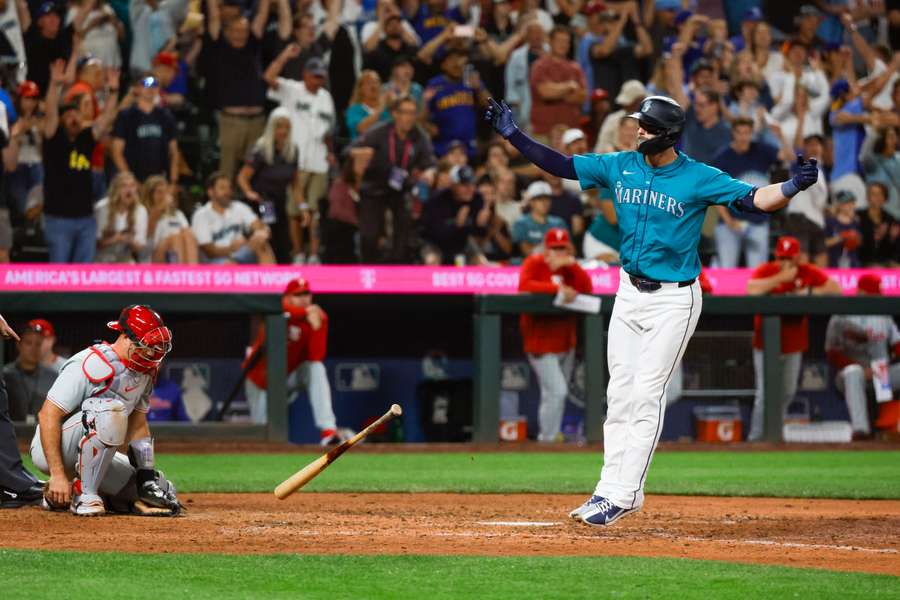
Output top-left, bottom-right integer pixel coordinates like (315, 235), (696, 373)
(274, 404), (403, 499)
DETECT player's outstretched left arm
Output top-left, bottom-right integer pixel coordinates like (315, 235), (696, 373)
(751, 154), (819, 213)
(484, 98), (578, 180)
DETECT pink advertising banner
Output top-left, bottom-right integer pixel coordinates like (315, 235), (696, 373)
(0, 264), (897, 296)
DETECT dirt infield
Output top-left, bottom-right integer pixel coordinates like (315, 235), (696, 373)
(3, 493), (898, 575)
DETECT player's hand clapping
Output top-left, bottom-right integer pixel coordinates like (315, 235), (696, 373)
(484, 98), (519, 139)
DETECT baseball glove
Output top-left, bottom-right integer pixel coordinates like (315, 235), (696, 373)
(132, 470), (183, 517)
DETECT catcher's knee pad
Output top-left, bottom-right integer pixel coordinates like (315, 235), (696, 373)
(83, 397), (128, 446)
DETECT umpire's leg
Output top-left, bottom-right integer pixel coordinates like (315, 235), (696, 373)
(0, 378), (39, 491)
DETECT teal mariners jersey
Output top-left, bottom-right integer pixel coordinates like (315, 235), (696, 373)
(573, 150), (754, 281)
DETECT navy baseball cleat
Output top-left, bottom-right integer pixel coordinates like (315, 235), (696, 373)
(580, 497), (638, 527)
(568, 495), (603, 521)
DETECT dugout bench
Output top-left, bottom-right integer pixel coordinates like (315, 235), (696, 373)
(473, 294), (900, 444)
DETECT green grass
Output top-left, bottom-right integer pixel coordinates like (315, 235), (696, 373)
(24, 450), (900, 499)
(3, 550), (898, 599)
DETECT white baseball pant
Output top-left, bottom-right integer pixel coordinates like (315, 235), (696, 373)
(748, 350), (802, 441)
(527, 350), (575, 441)
(594, 273), (702, 510)
(835, 362), (900, 435)
(245, 361), (337, 431)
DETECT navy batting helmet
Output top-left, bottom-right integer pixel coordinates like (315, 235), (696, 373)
(628, 95), (685, 155)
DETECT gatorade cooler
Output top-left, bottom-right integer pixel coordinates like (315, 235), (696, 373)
(693, 406), (742, 443)
(499, 417), (527, 441)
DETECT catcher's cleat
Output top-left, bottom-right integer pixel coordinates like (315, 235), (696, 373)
(319, 429), (339, 446)
(70, 493), (106, 517)
(336, 427), (356, 442)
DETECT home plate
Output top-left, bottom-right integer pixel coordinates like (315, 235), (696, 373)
(477, 521), (560, 527)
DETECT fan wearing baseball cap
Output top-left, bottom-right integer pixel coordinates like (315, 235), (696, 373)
(242, 279), (355, 444)
(518, 228), (593, 441)
(745, 236), (841, 440)
(27, 318), (68, 373)
(511, 181), (568, 257)
(825, 274), (900, 439)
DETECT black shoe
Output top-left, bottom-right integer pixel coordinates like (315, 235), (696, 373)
(0, 483), (44, 508)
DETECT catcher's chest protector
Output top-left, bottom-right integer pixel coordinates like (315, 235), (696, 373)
(82, 344), (153, 413)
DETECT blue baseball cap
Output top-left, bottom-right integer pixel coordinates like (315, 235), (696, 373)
(37, 1), (57, 16)
(743, 7), (763, 22)
(830, 79), (849, 99)
(674, 10), (692, 26)
(655, 0), (680, 10)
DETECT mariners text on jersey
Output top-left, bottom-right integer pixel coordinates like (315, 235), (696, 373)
(574, 150), (754, 282)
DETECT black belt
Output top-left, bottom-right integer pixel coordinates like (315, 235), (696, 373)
(628, 274), (696, 293)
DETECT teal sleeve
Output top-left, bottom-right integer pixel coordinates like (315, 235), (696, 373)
(698, 165), (755, 207)
(345, 104), (367, 141)
(511, 218), (528, 243)
(573, 153), (615, 191)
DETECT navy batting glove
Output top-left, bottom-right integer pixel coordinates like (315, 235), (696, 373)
(484, 98), (519, 139)
(781, 154), (819, 197)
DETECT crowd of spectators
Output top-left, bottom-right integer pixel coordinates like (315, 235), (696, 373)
(0, 0), (897, 267)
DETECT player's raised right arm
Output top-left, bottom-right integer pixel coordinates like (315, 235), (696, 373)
(484, 99), (578, 180)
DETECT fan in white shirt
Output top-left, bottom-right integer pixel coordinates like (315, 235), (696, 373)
(190, 172), (275, 264)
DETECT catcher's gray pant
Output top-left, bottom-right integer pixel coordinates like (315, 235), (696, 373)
(835, 362), (900, 435)
(29, 410), (136, 500)
(527, 350), (574, 442)
(245, 361), (336, 430)
(749, 350), (802, 441)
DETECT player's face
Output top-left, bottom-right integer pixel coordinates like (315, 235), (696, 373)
(274, 118), (291, 146)
(210, 178), (233, 205)
(453, 182), (475, 202)
(549, 31), (571, 57)
(868, 184), (886, 208)
(778, 256), (799, 269)
(17, 331), (43, 366)
(285, 292), (312, 308)
(732, 124), (753, 149)
(531, 196), (550, 216)
(391, 100), (418, 134)
(225, 17), (250, 48)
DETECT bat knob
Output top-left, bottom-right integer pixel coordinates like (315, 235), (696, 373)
(390, 404), (403, 416)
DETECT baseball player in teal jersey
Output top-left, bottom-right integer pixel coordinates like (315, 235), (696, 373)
(485, 95), (819, 526)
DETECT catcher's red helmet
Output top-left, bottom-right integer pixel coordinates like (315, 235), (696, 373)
(108, 305), (173, 373)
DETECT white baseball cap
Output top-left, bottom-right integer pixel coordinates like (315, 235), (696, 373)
(525, 181), (552, 201)
(615, 80), (648, 106)
(561, 128), (585, 146)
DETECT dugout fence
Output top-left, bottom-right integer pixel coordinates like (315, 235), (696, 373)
(3, 291), (898, 444)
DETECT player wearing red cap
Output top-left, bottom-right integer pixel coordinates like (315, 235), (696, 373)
(243, 279), (355, 444)
(31, 305), (182, 516)
(27, 318), (68, 373)
(745, 236), (840, 440)
(518, 228), (593, 441)
(825, 274), (900, 438)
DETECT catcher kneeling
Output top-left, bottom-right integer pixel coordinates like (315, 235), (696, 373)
(30, 305), (182, 517)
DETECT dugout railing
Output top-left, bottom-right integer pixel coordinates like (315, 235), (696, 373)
(474, 294), (900, 443)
